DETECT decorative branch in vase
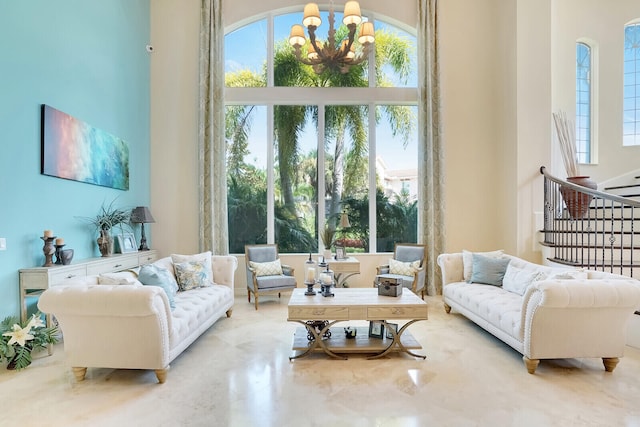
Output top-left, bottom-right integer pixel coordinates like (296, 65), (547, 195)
(552, 111), (597, 219)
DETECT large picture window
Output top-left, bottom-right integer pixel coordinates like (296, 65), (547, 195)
(225, 10), (418, 254)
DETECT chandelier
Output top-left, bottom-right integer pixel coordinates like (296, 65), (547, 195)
(288, 1), (375, 74)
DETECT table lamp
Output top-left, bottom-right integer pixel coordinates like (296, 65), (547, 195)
(131, 206), (155, 251)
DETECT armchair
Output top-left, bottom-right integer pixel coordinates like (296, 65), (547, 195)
(375, 243), (427, 298)
(245, 244), (297, 310)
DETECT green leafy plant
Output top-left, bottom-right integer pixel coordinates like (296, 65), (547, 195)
(1, 313), (58, 370)
(91, 200), (131, 232)
(320, 224), (336, 250)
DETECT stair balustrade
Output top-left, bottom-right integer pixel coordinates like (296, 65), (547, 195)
(540, 166), (640, 279)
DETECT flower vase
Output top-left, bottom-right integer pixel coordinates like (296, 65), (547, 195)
(97, 230), (114, 257)
(559, 176), (597, 219)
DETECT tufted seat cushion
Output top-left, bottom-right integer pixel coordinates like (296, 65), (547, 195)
(444, 281), (524, 340)
(169, 284), (233, 350)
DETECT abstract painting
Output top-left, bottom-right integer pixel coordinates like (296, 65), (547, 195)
(41, 105), (129, 190)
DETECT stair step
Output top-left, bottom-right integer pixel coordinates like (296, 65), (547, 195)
(604, 183), (640, 191)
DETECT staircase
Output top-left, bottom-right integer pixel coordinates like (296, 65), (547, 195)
(602, 175), (640, 201)
(539, 166), (640, 279)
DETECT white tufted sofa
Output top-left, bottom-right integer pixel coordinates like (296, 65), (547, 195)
(437, 252), (640, 374)
(38, 255), (237, 383)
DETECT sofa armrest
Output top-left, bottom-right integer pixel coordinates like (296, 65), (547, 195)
(376, 265), (390, 275)
(521, 279), (640, 359)
(282, 264), (295, 276)
(436, 253), (464, 286)
(38, 285), (173, 369)
(212, 255), (238, 290)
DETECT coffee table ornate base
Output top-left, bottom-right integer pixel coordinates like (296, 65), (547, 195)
(287, 287), (428, 361)
(289, 319), (427, 360)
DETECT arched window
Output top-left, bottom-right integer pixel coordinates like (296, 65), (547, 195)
(224, 10), (418, 254)
(623, 22), (640, 146)
(576, 41), (592, 163)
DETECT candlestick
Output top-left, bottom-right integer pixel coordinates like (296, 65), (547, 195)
(41, 236), (56, 267)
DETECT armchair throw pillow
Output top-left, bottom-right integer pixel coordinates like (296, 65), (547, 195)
(249, 259), (283, 277)
(388, 258), (420, 276)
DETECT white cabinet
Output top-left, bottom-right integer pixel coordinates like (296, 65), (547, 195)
(19, 250), (159, 323)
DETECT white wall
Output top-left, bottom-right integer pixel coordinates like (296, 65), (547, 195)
(552, 0), (640, 182)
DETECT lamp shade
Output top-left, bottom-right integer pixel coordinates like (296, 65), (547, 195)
(358, 21), (375, 45)
(302, 3), (321, 27)
(342, 1), (362, 26)
(131, 206), (155, 224)
(340, 211), (351, 228)
(289, 24), (306, 47)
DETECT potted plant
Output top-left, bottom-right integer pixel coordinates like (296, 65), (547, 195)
(1, 313), (58, 370)
(320, 224), (335, 259)
(82, 200), (131, 257)
(552, 111), (597, 219)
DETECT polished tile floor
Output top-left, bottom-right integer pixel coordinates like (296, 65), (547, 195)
(3, 294), (640, 427)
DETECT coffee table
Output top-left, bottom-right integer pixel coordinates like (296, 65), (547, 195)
(287, 288), (428, 360)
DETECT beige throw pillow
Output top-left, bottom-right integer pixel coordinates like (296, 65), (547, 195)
(249, 259), (283, 276)
(388, 258), (420, 276)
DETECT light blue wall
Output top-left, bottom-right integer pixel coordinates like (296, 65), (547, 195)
(0, 1), (150, 318)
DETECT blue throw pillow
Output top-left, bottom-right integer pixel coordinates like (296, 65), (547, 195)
(469, 253), (511, 286)
(138, 264), (177, 309)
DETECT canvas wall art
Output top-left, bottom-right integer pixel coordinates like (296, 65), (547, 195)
(41, 105), (130, 190)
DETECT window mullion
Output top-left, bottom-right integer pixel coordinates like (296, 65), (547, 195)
(317, 103), (326, 252)
(267, 104), (275, 244)
(368, 103), (377, 253)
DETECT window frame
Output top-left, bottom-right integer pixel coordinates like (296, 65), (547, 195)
(224, 10), (419, 254)
(623, 21), (640, 147)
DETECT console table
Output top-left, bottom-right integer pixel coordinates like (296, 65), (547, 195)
(327, 256), (360, 287)
(19, 249), (158, 353)
(287, 288), (428, 360)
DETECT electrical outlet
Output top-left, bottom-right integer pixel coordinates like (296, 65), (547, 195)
(0, 238), (6, 250)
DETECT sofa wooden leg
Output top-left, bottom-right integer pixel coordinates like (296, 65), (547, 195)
(602, 357), (619, 372)
(226, 309), (233, 318)
(254, 294), (259, 310)
(72, 367), (87, 382)
(248, 290), (251, 303)
(443, 303), (451, 313)
(155, 367), (169, 384)
(523, 357), (540, 374)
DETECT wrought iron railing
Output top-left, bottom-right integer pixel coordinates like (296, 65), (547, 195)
(540, 166), (640, 279)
